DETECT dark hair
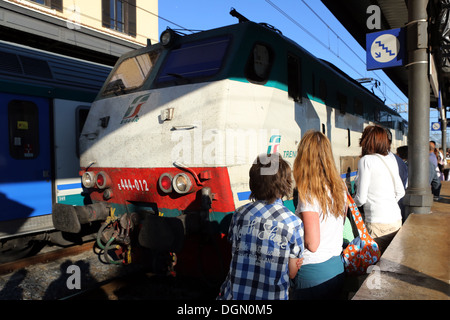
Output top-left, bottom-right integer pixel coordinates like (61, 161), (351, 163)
(249, 153), (292, 204)
(360, 125), (390, 156)
(397, 145), (408, 160)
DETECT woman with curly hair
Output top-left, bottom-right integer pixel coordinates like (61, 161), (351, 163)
(291, 130), (347, 300)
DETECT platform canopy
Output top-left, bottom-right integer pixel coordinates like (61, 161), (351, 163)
(322, 0), (450, 110)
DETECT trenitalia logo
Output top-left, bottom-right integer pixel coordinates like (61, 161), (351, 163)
(267, 135), (281, 154)
(120, 93), (150, 124)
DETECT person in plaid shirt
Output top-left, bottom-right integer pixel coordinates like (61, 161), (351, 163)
(217, 153), (303, 300)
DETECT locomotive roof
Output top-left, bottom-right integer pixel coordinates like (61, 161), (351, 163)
(102, 21), (405, 123)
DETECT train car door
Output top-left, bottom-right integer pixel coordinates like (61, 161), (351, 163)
(0, 93), (52, 224)
(52, 99), (90, 207)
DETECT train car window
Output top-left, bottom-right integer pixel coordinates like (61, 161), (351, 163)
(8, 100), (40, 160)
(20, 56), (52, 79)
(380, 113), (394, 129)
(374, 109), (380, 122)
(287, 54), (302, 102)
(347, 128), (351, 147)
(103, 51), (160, 95)
(399, 121), (407, 135)
(354, 98), (363, 116)
(337, 92), (347, 114)
(157, 36), (230, 85)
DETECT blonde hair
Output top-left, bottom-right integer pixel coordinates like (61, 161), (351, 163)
(293, 130), (346, 219)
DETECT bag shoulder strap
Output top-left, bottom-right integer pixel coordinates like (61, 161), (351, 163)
(346, 193), (365, 238)
(373, 153), (397, 189)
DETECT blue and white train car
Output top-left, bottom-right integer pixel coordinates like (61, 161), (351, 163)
(0, 40), (111, 261)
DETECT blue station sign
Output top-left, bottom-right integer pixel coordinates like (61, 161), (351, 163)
(366, 28), (406, 70)
(431, 122), (441, 131)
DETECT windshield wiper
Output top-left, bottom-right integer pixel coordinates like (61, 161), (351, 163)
(167, 72), (191, 84)
(104, 79), (127, 95)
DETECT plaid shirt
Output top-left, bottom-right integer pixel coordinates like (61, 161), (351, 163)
(218, 199), (303, 300)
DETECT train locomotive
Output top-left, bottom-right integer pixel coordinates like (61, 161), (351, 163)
(52, 12), (407, 278)
(0, 40), (111, 262)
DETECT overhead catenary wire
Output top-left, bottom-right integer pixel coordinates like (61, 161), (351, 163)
(264, 1), (365, 80)
(61, 0), (406, 106)
(299, 0), (407, 105)
(265, 0), (407, 106)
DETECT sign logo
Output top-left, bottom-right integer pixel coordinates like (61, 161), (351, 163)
(431, 122), (441, 131)
(366, 28), (405, 70)
(371, 34), (399, 63)
(120, 93), (150, 124)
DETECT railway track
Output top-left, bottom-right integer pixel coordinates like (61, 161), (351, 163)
(0, 241), (144, 300)
(63, 271), (221, 300)
(0, 241), (221, 300)
(0, 241), (94, 276)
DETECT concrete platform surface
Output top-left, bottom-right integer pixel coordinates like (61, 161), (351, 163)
(352, 182), (450, 300)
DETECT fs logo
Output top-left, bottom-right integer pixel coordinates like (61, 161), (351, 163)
(267, 135), (281, 154)
(120, 93), (150, 124)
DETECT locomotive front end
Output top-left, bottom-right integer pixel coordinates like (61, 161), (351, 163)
(52, 27), (237, 276)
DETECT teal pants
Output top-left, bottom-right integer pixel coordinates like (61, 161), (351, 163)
(291, 255), (345, 300)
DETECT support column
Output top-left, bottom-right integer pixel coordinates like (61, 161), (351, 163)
(404, 0), (433, 215)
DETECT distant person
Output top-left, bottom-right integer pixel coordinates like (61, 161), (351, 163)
(353, 125), (405, 254)
(429, 141), (439, 173)
(430, 142), (442, 200)
(396, 145), (408, 222)
(438, 148), (445, 181)
(395, 146), (408, 189)
(217, 153), (303, 300)
(291, 130), (347, 300)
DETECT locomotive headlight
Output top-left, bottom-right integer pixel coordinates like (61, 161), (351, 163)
(96, 171), (111, 189)
(172, 173), (193, 194)
(158, 173), (173, 193)
(82, 171), (96, 188)
(103, 188), (113, 200)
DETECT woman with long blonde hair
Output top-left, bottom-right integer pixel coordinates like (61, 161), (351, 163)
(291, 130), (347, 300)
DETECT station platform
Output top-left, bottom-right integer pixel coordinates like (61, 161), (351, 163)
(352, 181), (450, 300)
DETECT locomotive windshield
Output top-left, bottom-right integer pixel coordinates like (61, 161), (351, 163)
(156, 36), (230, 86)
(103, 50), (161, 95)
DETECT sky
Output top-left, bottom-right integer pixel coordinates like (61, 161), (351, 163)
(157, 0), (409, 117)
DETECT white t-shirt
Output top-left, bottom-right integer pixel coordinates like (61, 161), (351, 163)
(354, 152), (405, 224)
(295, 194), (345, 265)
